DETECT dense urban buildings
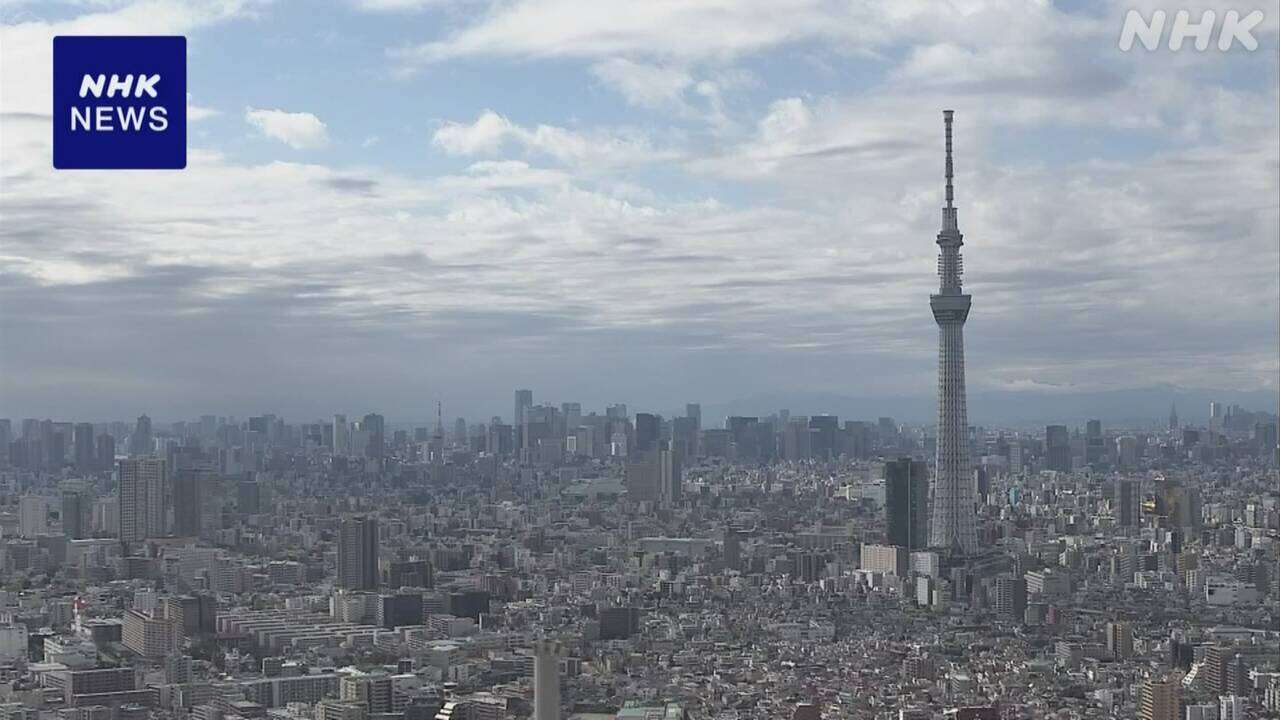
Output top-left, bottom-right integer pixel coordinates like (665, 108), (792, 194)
(2, 392), (1276, 720)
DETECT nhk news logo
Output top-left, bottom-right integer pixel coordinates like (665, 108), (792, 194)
(53, 36), (187, 169)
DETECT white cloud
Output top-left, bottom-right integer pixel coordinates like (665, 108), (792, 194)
(432, 110), (672, 168)
(393, 0), (892, 67)
(432, 110), (515, 155)
(244, 107), (331, 150)
(591, 59), (692, 110)
(187, 94), (220, 122)
(350, 0), (460, 10)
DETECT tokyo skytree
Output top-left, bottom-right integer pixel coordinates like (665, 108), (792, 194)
(928, 110), (978, 555)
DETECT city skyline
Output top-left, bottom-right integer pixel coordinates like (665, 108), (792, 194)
(1, 3), (1279, 720)
(5, 385), (1277, 430)
(2, 1), (1278, 420)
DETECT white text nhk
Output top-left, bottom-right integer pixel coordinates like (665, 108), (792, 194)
(1118, 9), (1264, 51)
(71, 74), (168, 132)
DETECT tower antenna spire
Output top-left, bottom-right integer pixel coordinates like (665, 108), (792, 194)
(944, 109), (954, 209)
(941, 110), (959, 234)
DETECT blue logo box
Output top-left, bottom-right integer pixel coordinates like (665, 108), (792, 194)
(53, 36), (186, 169)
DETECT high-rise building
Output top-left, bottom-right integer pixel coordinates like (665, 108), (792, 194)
(860, 544), (908, 577)
(808, 415), (839, 460)
(1116, 478), (1141, 527)
(172, 468), (205, 537)
(118, 457), (168, 544)
(634, 413), (660, 453)
(782, 419), (812, 461)
(95, 434), (116, 472)
(625, 446), (681, 506)
(122, 609), (178, 658)
(993, 574), (1027, 618)
(1254, 421), (1278, 460)
(337, 516), (379, 590)
(1138, 674), (1182, 720)
(514, 390), (533, 449)
(44, 421), (67, 470)
(61, 486), (90, 539)
(334, 414), (349, 455)
(1163, 483), (1203, 529)
(73, 423), (95, 472)
(533, 639), (563, 720)
(927, 110), (978, 556)
(161, 594), (217, 638)
(885, 458), (928, 551)
(671, 416), (698, 458)
(726, 416), (760, 461)
(130, 415), (153, 456)
(685, 404), (701, 430)
(1085, 419), (1106, 466)
(1106, 621), (1133, 659)
(1201, 645), (1249, 698)
(1045, 425), (1070, 472)
(1116, 435), (1139, 469)
(361, 414), (385, 461)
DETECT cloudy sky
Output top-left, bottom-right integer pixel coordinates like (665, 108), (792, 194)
(1, 0), (1277, 423)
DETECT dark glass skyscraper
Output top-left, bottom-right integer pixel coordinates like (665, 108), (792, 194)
(514, 389), (533, 449)
(1046, 424), (1070, 472)
(1116, 478), (1140, 527)
(362, 413), (385, 461)
(634, 413), (659, 453)
(73, 422), (95, 472)
(885, 458), (929, 551)
(808, 415), (839, 460)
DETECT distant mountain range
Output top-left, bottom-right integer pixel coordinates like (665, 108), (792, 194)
(696, 384), (1279, 429)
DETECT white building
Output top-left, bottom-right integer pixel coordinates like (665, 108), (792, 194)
(1219, 696), (1245, 720)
